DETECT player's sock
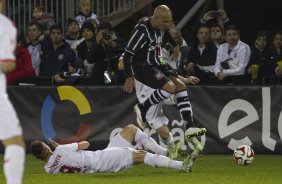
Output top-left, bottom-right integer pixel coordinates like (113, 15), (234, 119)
(135, 128), (167, 156)
(175, 90), (195, 128)
(4, 145), (25, 184)
(160, 132), (174, 145)
(144, 152), (183, 170)
(143, 89), (172, 110)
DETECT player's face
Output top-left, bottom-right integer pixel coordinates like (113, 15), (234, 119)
(197, 27), (210, 44)
(33, 8), (44, 19)
(225, 29), (240, 46)
(273, 34), (282, 49)
(256, 36), (267, 50)
(28, 25), (42, 41)
(50, 29), (63, 44)
(156, 14), (173, 31)
(80, 3), (91, 16)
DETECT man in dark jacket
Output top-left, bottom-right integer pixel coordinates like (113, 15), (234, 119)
(39, 24), (76, 83)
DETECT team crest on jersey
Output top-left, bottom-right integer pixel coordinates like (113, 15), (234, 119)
(155, 71), (164, 80)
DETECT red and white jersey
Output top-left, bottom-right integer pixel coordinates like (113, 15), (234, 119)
(45, 143), (93, 174)
(0, 14), (16, 96)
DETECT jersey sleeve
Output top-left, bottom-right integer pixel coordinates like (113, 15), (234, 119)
(56, 143), (79, 152)
(0, 21), (16, 62)
(124, 25), (147, 55)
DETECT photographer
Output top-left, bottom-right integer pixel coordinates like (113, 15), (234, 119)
(96, 22), (125, 84)
(200, 10), (233, 47)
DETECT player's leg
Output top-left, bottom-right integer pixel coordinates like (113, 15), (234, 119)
(107, 124), (168, 156)
(156, 125), (183, 159)
(134, 65), (175, 125)
(132, 150), (198, 172)
(0, 99), (25, 184)
(2, 136), (25, 184)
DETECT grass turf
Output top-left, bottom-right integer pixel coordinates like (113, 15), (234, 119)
(0, 154), (282, 184)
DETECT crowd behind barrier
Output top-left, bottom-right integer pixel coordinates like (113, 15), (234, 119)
(5, 1), (282, 86)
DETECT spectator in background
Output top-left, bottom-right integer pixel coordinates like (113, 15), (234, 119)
(77, 22), (105, 84)
(7, 43), (35, 85)
(32, 4), (55, 36)
(200, 10), (231, 47)
(210, 24), (224, 48)
(23, 21), (44, 76)
(214, 25), (251, 84)
(246, 30), (268, 84)
(262, 31), (282, 83)
(75, 0), (99, 28)
(39, 24), (77, 84)
(96, 22), (125, 84)
(65, 18), (84, 56)
(162, 28), (189, 77)
(186, 25), (217, 84)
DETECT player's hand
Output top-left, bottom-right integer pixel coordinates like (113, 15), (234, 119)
(203, 11), (216, 21)
(123, 77), (134, 93)
(186, 76), (200, 85)
(171, 45), (180, 61)
(49, 138), (60, 148)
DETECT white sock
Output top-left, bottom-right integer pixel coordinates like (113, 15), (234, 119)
(4, 145), (25, 184)
(107, 133), (132, 148)
(144, 152), (183, 170)
(160, 132), (174, 146)
(135, 128), (167, 156)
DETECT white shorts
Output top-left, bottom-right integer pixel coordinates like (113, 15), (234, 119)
(0, 96), (22, 140)
(90, 147), (134, 172)
(146, 103), (169, 130)
(134, 78), (170, 130)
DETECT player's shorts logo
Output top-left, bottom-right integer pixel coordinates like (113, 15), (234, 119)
(41, 86), (92, 142)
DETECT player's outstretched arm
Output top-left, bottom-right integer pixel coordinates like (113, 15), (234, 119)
(49, 138), (60, 148)
(78, 141), (90, 150)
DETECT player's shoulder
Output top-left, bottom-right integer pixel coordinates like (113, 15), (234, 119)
(0, 14), (16, 34)
(0, 14), (14, 27)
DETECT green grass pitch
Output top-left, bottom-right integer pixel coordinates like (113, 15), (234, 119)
(0, 154), (282, 184)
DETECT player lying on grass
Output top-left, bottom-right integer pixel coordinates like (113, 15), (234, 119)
(31, 124), (198, 174)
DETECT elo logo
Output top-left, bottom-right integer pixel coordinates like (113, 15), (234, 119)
(41, 86), (92, 142)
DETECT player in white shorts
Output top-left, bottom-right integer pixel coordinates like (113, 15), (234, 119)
(0, 2), (25, 184)
(30, 128), (198, 174)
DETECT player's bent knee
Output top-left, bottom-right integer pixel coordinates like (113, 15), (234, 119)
(2, 135), (25, 148)
(163, 81), (176, 93)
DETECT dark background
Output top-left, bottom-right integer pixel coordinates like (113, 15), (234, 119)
(117, 0), (282, 46)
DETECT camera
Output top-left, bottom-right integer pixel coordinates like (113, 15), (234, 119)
(210, 11), (220, 17)
(102, 32), (111, 40)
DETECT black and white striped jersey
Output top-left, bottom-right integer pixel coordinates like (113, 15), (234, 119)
(123, 19), (176, 77)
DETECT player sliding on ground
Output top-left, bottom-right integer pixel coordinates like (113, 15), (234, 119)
(31, 124), (198, 174)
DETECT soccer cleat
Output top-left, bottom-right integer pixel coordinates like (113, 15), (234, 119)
(182, 150), (199, 173)
(168, 140), (183, 159)
(134, 103), (147, 129)
(186, 137), (204, 151)
(185, 127), (207, 138)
